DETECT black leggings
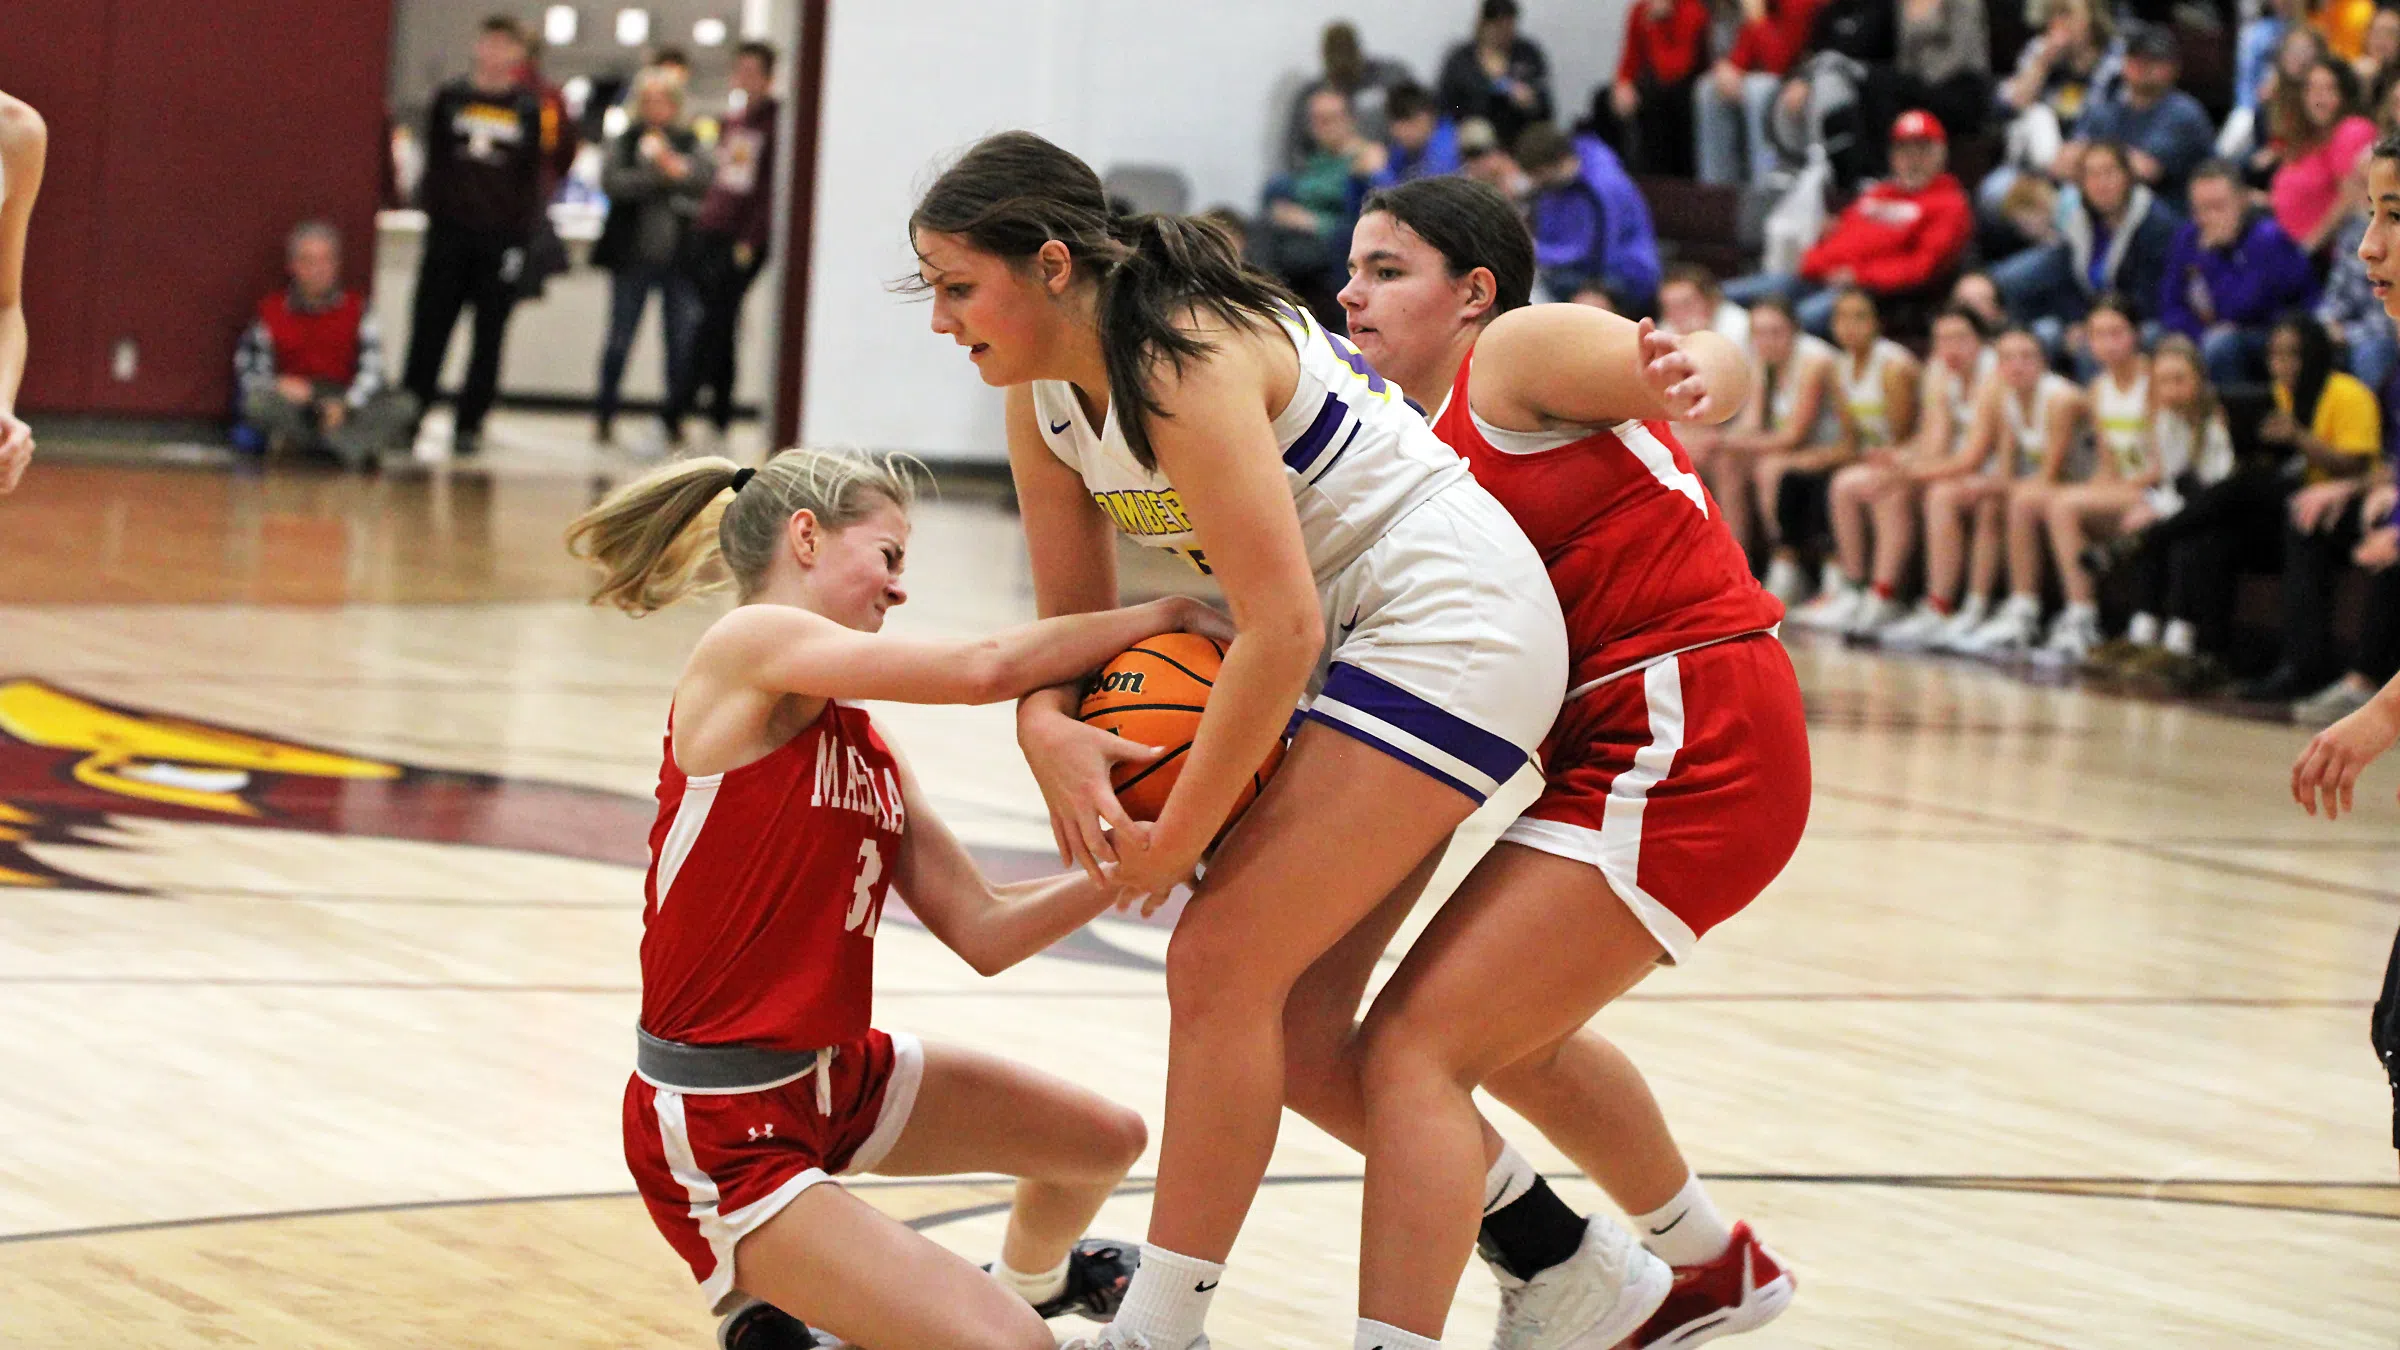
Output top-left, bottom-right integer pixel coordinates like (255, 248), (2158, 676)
(1775, 467), (1835, 555)
(2126, 467), (2287, 657)
(2378, 922), (2400, 1146)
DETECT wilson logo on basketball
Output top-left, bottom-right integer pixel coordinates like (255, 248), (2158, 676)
(1093, 671), (1146, 695)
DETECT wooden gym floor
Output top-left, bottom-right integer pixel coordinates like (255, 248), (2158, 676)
(2, 439), (2396, 1348)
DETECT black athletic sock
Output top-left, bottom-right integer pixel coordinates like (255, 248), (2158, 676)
(1477, 1176), (1589, 1279)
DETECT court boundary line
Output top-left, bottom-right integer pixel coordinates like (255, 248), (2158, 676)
(6, 1170), (2393, 1249)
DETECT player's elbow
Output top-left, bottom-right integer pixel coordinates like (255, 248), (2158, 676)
(1244, 605), (1324, 676)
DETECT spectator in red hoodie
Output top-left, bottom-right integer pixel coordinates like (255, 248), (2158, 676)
(236, 221), (420, 469)
(1594, 0), (1712, 176)
(1696, 0), (1823, 185)
(1723, 110), (1973, 334)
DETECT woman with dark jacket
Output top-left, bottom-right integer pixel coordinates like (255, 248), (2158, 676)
(1991, 140), (2181, 360)
(592, 67), (712, 446)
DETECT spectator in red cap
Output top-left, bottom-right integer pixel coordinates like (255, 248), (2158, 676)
(1723, 110), (1973, 333)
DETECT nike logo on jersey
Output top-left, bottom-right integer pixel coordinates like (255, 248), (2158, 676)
(1049, 419), (1072, 434)
(1337, 608), (1361, 642)
(1194, 1279), (1219, 1292)
(1649, 1208), (1689, 1236)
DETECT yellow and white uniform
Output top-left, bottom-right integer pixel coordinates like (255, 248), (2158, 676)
(1029, 307), (1565, 803)
(1838, 338), (1913, 448)
(2091, 366), (2150, 477)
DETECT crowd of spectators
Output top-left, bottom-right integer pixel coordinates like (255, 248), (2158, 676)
(238, 15), (781, 464)
(1246, 0), (2400, 725)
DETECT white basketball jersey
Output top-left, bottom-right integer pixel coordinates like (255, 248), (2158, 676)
(2092, 365), (2150, 476)
(1029, 306), (1466, 581)
(1839, 339), (1912, 447)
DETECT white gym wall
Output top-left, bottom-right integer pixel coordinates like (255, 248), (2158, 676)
(801, 0), (1627, 462)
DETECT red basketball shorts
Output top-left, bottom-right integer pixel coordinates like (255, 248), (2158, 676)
(1502, 634), (1811, 963)
(622, 1029), (924, 1311)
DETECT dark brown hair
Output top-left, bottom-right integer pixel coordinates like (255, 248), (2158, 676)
(735, 40), (778, 73)
(1357, 175), (1535, 320)
(906, 131), (1298, 469)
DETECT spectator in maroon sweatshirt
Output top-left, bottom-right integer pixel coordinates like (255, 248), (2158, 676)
(236, 222), (420, 469)
(680, 39), (781, 439)
(1696, 0), (1824, 184)
(1594, 0), (1712, 176)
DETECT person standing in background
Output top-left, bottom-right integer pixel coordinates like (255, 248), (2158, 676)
(592, 68), (712, 450)
(401, 15), (545, 457)
(0, 90), (45, 494)
(1437, 0), (1553, 153)
(682, 40), (780, 443)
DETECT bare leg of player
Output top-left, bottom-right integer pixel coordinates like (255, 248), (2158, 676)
(1703, 443), (1758, 556)
(1484, 1029), (1691, 1214)
(731, 1043), (1148, 1349)
(1967, 490), (2009, 601)
(1142, 723), (1486, 1263)
(1356, 844), (1666, 1337)
(1869, 478), (1919, 596)
(2045, 484), (2139, 607)
(2004, 480), (2055, 599)
(1921, 477), (1972, 606)
(1752, 451), (1795, 560)
(737, 1186), (1052, 1350)
(867, 1043), (1147, 1279)
(1828, 463), (1877, 583)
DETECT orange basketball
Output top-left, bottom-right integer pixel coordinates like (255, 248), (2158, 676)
(1077, 632), (1285, 837)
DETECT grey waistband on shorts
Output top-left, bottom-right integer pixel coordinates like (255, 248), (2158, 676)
(636, 1026), (822, 1093)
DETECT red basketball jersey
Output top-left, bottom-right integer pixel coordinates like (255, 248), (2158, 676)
(1431, 345), (1784, 694)
(638, 700), (906, 1051)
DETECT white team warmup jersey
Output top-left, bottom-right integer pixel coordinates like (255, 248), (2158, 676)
(1027, 305), (1565, 804)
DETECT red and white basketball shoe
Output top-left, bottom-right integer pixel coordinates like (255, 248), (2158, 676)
(1632, 1222), (1794, 1348)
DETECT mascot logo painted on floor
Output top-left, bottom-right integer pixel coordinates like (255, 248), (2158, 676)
(0, 678), (1158, 966)
(0, 677), (660, 889)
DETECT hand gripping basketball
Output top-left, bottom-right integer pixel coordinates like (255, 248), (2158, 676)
(1076, 633), (1285, 834)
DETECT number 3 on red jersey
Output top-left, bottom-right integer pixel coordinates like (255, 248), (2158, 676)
(844, 839), (886, 937)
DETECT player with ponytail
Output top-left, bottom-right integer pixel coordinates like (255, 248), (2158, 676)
(574, 447), (1232, 1350)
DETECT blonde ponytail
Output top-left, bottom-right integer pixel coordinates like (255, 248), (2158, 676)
(566, 449), (927, 616)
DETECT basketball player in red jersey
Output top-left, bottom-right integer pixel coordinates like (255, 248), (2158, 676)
(0, 90), (47, 494)
(568, 448), (1234, 1350)
(1334, 177), (1810, 1348)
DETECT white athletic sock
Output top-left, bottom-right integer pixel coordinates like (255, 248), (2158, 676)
(2007, 591), (2042, 615)
(1629, 1174), (1735, 1268)
(2127, 611), (2161, 645)
(1356, 1318), (1441, 1350)
(2063, 600), (2097, 624)
(2163, 618), (2196, 656)
(1111, 1244), (1222, 1348)
(1483, 1141), (1538, 1215)
(990, 1253), (1070, 1307)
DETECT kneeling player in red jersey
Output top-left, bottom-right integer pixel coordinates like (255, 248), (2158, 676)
(571, 449), (1229, 1350)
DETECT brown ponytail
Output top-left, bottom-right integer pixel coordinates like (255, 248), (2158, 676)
(567, 449), (924, 616)
(906, 130), (1299, 469)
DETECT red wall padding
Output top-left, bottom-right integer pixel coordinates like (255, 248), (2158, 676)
(0, 0), (393, 418)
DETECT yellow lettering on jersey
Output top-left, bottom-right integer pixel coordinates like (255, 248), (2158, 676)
(1088, 488), (1194, 540)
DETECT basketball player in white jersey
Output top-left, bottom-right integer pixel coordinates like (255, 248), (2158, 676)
(908, 131), (1736, 1350)
(0, 90), (46, 495)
